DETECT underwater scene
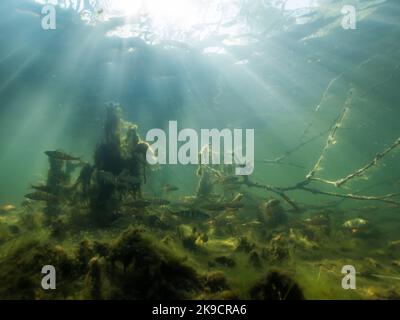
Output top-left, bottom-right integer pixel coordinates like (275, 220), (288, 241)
(0, 0), (399, 300)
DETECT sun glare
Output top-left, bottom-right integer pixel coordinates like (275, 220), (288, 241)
(285, 0), (316, 10)
(34, 0), (318, 42)
(109, 0), (201, 26)
(109, 0), (141, 15)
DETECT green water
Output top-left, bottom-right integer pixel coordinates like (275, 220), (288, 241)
(0, 0), (399, 300)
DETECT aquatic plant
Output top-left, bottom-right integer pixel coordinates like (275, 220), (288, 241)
(250, 270), (305, 300)
(106, 227), (202, 299)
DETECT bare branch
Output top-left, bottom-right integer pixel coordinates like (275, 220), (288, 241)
(241, 177), (300, 211)
(300, 72), (344, 141)
(306, 89), (353, 179)
(310, 137), (400, 187)
(299, 186), (400, 206)
(260, 128), (329, 168)
(241, 63), (400, 210)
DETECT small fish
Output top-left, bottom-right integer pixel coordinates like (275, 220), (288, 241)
(128, 199), (153, 208)
(232, 193), (244, 203)
(225, 202), (244, 209)
(0, 204), (16, 213)
(128, 198), (169, 208)
(241, 221), (262, 227)
(343, 218), (369, 229)
(24, 191), (58, 202)
(45, 150), (80, 161)
(151, 198), (170, 206)
(201, 201), (243, 211)
(181, 196), (197, 205)
(163, 184), (179, 193)
(200, 203), (227, 211)
(174, 209), (210, 220)
(305, 215), (329, 226)
(30, 184), (54, 194)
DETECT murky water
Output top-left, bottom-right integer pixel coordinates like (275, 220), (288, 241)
(0, 0), (399, 300)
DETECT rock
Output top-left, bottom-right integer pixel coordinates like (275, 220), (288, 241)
(392, 260), (400, 268)
(177, 225), (198, 251)
(250, 270), (304, 300)
(249, 250), (262, 269)
(288, 228), (318, 250)
(302, 212), (331, 237)
(107, 227), (202, 299)
(214, 256), (236, 268)
(343, 218), (369, 235)
(266, 233), (289, 261)
(258, 199), (287, 227)
(203, 271), (229, 293)
(388, 240), (400, 251)
(235, 237), (255, 253)
(210, 290), (239, 300)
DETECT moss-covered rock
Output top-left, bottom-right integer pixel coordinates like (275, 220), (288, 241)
(106, 227), (202, 299)
(250, 270), (304, 300)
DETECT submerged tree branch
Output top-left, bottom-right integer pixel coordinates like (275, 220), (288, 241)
(299, 187), (400, 206)
(242, 177), (400, 207)
(241, 177), (300, 211)
(241, 87), (400, 209)
(306, 89), (353, 180)
(310, 137), (400, 187)
(260, 128), (330, 168)
(300, 72), (344, 141)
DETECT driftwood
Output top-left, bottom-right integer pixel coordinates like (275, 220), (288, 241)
(245, 85), (400, 210)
